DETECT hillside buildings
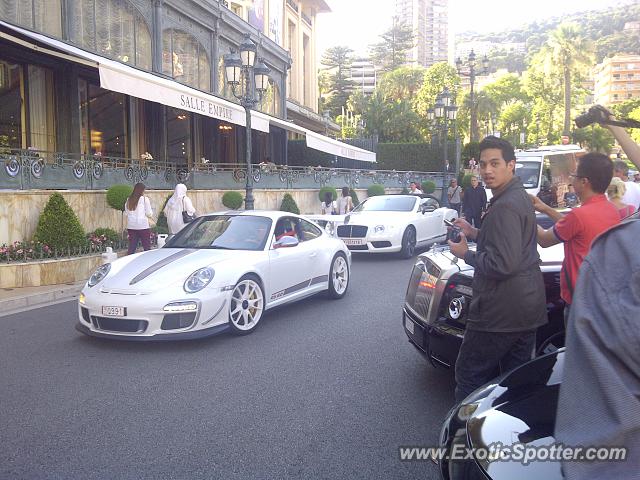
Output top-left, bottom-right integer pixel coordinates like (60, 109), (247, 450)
(594, 54), (640, 105)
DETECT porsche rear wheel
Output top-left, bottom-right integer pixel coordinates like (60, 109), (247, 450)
(399, 227), (416, 259)
(228, 275), (265, 335)
(327, 253), (349, 299)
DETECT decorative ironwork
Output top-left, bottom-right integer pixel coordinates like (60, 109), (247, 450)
(5, 156), (20, 177)
(73, 160), (86, 179)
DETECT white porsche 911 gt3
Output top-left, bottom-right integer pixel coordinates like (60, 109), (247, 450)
(76, 211), (350, 341)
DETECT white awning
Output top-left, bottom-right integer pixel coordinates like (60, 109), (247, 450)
(253, 111), (377, 162)
(0, 21), (269, 132)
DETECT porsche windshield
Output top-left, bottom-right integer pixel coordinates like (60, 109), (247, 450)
(353, 196), (416, 212)
(165, 215), (272, 251)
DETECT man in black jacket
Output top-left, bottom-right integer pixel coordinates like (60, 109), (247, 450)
(462, 175), (487, 227)
(448, 136), (547, 402)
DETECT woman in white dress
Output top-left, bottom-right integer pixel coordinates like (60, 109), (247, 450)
(164, 183), (196, 234)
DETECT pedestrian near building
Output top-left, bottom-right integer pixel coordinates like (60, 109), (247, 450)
(125, 182), (154, 255)
(336, 187), (354, 214)
(164, 183), (196, 234)
(462, 175), (487, 227)
(320, 191), (337, 215)
(447, 179), (462, 213)
(613, 160), (640, 210)
(409, 181), (423, 194)
(607, 177), (635, 219)
(533, 152), (620, 325)
(448, 136), (547, 402)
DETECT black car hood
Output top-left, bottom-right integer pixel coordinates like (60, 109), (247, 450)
(467, 350), (565, 480)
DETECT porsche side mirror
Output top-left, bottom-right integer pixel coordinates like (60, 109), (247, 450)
(273, 236), (299, 249)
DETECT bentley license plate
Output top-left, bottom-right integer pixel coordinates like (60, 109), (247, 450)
(102, 306), (126, 317)
(405, 317), (415, 334)
(343, 238), (364, 246)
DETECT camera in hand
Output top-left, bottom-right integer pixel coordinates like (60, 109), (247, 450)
(446, 225), (462, 243)
(574, 105), (611, 129)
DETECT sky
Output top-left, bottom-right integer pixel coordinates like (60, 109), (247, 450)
(316, 0), (631, 58)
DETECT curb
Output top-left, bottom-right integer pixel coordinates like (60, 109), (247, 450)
(0, 282), (84, 318)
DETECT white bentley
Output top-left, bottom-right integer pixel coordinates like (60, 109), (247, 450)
(312, 195), (458, 258)
(76, 211), (350, 340)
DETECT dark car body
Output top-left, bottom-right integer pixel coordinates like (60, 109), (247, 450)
(402, 215), (565, 368)
(438, 349), (565, 480)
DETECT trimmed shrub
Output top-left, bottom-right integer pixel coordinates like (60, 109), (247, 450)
(33, 193), (86, 251)
(367, 184), (385, 197)
(349, 188), (360, 207)
(318, 186), (337, 202)
(422, 180), (436, 194)
(222, 191), (244, 210)
(106, 184), (133, 211)
(280, 193), (300, 214)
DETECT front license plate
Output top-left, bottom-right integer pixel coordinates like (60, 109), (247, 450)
(405, 317), (415, 334)
(343, 238), (364, 246)
(102, 306), (126, 317)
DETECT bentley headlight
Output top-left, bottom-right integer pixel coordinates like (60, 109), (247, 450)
(88, 263), (111, 287)
(184, 267), (215, 293)
(374, 225), (386, 233)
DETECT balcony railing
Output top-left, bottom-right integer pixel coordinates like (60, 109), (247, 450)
(286, 0), (299, 12)
(301, 12), (312, 26)
(0, 148), (454, 191)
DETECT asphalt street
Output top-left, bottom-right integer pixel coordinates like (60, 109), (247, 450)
(1, 252), (455, 480)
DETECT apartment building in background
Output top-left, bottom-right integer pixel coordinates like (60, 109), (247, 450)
(348, 59), (378, 96)
(228, 0), (331, 132)
(594, 54), (640, 105)
(394, 0), (448, 67)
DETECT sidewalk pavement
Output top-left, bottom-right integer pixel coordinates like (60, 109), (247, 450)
(0, 280), (85, 318)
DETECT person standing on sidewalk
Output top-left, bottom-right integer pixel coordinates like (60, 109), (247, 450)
(447, 136), (547, 402)
(447, 179), (462, 213)
(462, 175), (487, 227)
(532, 152), (620, 325)
(125, 182), (154, 255)
(164, 183), (196, 235)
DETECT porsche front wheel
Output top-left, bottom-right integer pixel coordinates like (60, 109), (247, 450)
(228, 275), (265, 335)
(327, 253), (349, 299)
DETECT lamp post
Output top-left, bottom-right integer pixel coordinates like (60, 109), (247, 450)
(434, 87), (457, 205)
(456, 50), (488, 143)
(223, 34), (271, 210)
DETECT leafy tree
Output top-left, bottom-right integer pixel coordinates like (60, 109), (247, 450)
(377, 67), (425, 102)
(499, 102), (529, 147)
(546, 22), (594, 136)
(320, 46), (355, 118)
(572, 125), (615, 154)
(414, 63), (461, 116)
(369, 17), (414, 72)
(33, 193), (86, 251)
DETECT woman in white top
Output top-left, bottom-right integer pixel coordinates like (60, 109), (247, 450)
(164, 183), (196, 234)
(320, 191), (337, 215)
(336, 186), (354, 214)
(125, 182), (154, 254)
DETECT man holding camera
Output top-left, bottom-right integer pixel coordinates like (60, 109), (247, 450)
(447, 136), (547, 402)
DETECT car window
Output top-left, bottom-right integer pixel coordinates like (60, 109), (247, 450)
(274, 217), (299, 241)
(352, 196), (416, 212)
(298, 219), (323, 241)
(165, 215), (272, 251)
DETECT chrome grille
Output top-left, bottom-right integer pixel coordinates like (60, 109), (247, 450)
(336, 225), (368, 238)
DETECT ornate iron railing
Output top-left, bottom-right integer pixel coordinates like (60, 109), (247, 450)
(0, 148), (455, 191)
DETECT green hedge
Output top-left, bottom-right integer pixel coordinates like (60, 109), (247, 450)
(33, 193), (86, 251)
(367, 184), (385, 197)
(318, 186), (337, 202)
(106, 184), (133, 211)
(376, 143), (455, 171)
(421, 180), (436, 194)
(222, 191), (244, 209)
(280, 193), (300, 214)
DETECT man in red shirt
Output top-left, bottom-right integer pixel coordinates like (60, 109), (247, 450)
(532, 152), (620, 322)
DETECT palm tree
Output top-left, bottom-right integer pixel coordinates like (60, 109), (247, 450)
(546, 23), (593, 136)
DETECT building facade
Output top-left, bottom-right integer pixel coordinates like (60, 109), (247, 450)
(594, 54), (640, 105)
(394, 0), (448, 68)
(348, 59), (377, 96)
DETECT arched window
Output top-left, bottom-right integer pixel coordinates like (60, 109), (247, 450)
(69, 0), (151, 70)
(162, 29), (211, 91)
(0, 0), (62, 37)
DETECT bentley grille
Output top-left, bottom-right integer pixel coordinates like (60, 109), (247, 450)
(336, 225), (368, 238)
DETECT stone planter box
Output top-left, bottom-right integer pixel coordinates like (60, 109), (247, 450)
(0, 254), (105, 288)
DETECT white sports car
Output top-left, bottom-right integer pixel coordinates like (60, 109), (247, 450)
(313, 195), (458, 258)
(76, 211), (350, 340)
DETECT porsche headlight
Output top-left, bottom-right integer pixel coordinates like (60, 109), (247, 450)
(88, 263), (111, 287)
(184, 267), (215, 293)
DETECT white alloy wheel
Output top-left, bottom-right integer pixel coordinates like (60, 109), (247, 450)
(328, 253), (349, 299)
(228, 276), (265, 334)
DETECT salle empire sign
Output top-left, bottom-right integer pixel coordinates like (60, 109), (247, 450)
(179, 94), (235, 122)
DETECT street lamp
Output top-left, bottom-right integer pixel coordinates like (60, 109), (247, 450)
(224, 34), (271, 210)
(434, 87), (458, 205)
(456, 50), (488, 143)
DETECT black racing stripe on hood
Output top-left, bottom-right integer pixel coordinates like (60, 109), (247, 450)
(129, 249), (197, 285)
